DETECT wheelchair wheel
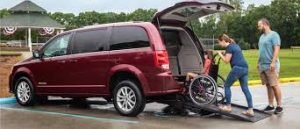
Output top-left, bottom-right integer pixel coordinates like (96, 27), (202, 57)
(188, 75), (218, 106)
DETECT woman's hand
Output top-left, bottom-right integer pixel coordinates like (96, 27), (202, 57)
(218, 51), (231, 64)
(218, 51), (225, 57)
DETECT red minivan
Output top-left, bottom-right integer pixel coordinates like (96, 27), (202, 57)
(9, 0), (233, 116)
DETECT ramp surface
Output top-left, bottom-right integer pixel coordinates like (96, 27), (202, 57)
(185, 102), (271, 122)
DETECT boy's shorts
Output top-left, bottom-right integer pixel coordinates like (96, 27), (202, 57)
(260, 70), (279, 86)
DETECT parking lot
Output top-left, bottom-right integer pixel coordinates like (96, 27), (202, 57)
(1, 82), (300, 129)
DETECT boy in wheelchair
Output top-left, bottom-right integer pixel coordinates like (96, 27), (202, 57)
(185, 50), (212, 86)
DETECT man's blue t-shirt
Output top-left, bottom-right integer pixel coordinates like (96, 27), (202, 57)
(258, 31), (281, 72)
(225, 43), (248, 68)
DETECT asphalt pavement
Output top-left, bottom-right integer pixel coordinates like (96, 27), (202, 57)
(1, 82), (300, 129)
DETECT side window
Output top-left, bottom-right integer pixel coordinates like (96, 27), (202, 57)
(43, 34), (71, 58)
(110, 26), (150, 50)
(72, 28), (109, 54)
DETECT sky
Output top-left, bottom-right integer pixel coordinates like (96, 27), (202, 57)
(0, 0), (272, 15)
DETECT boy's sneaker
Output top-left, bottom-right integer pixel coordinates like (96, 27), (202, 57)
(263, 105), (275, 112)
(274, 107), (283, 114)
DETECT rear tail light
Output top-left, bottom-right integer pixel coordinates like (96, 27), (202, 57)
(154, 50), (170, 70)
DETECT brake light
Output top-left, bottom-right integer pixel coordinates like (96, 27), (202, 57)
(154, 50), (170, 70)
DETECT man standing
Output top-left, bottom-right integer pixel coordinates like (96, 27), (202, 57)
(257, 18), (283, 114)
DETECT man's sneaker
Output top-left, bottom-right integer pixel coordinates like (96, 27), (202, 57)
(274, 107), (283, 114)
(264, 105), (275, 112)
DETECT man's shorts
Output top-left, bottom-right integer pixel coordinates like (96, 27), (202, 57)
(260, 70), (279, 86)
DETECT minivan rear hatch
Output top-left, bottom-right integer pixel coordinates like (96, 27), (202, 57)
(152, 0), (234, 26)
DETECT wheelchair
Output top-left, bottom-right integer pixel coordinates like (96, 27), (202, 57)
(162, 53), (226, 115)
(187, 53), (226, 106)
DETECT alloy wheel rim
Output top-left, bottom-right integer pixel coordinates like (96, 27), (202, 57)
(116, 86), (136, 112)
(17, 81), (31, 103)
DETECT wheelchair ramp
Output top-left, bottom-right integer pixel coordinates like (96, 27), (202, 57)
(185, 102), (271, 122)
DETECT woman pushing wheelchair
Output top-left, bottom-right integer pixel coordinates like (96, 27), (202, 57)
(185, 34), (254, 117)
(216, 34), (254, 117)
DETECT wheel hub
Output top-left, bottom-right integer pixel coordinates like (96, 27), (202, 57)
(116, 86), (136, 112)
(17, 81), (30, 103)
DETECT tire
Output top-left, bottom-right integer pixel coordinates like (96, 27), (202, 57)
(113, 80), (145, 117)
(14, 77), (36, 106)
(189, 75), (218, 106)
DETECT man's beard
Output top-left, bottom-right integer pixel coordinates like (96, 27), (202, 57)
(262, 27), (266, 33)
(259, 27), (265, 33)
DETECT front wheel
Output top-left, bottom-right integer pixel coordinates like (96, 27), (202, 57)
(113, 80), (145, 117)
(14, 77), (36, 106)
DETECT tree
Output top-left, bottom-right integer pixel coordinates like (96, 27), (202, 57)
(0, 9), (9, 18)
(49, 12), (77, 29)
(269, 0), (300, 47)
(1, 1), (299, 48)
(127, 8), (157, 21)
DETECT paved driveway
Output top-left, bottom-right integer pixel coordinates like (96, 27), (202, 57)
(1, 82), (300, 129)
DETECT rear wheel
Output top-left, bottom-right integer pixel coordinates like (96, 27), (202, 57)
(189, 75), (218, 106)
(113, 80), (145, 116)
(14, 77), (36, 106)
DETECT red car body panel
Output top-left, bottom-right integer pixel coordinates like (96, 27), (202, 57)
(9, 22), (183, 98)
(9, 0), (234, 98)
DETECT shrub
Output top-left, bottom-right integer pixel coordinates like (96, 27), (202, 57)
(213, 45), (225, 50)
(237, 38), (250, 50)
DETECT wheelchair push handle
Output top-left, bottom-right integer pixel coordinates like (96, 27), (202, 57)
(212, 52), (223, 65)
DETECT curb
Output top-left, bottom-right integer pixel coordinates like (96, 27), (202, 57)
(0, 97), (16, 104)
(233, 77), (300, 86)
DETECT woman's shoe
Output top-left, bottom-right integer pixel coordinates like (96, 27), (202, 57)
(242, 109), (254, 117)
(218, 105), (232, 112)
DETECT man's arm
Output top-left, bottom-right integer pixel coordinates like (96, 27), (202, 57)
(270, 45), (280, 71)
(270, 32), (281, 71)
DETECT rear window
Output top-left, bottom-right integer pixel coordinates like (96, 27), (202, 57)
(110, 26), (150, 50)
(72, 28), (109, 54)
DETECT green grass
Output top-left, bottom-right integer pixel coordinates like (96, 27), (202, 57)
(1, 50), (299, 81)
(218, 49), (300, 80)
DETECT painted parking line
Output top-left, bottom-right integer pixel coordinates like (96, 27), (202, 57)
(0, 106), (139, 124)
(0, 97), (16, 104)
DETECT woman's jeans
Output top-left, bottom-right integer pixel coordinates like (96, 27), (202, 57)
(224, 66), (253, 108)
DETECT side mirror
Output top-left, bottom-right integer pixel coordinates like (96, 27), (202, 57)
(32, 50), (41, 58)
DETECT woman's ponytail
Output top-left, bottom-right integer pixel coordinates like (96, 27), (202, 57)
(218, 34), (235, 43)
